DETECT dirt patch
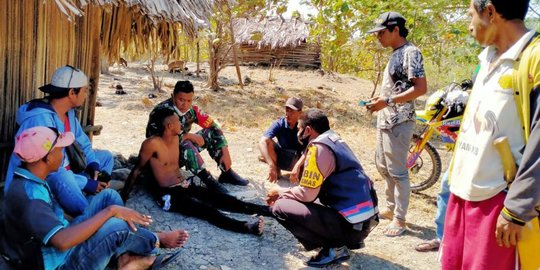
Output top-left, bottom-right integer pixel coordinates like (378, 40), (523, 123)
(94, 63), (449, 269)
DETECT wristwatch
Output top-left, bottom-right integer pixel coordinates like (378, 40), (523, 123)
(385, 96), (396, 107)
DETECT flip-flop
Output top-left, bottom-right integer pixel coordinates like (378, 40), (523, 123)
(415, 239), (440, 252)
(383, 226), (406, 237)
(150, 249), (183, 270)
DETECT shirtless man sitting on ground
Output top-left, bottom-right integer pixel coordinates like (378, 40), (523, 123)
(122, 107), (269, 235)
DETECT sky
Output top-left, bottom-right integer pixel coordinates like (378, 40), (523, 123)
(284, 0), (317, 19)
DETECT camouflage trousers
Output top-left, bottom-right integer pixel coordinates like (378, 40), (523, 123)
(179, 126), (228, 175)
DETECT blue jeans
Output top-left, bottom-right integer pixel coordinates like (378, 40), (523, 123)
(95, 149), (114, 174)
(435, 169), (450, 240)
(61, 190), (158, 270)
(47, 150), (114, 217)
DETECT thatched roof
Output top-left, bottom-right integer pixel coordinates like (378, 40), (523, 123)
(233, 17), (311, 49)
(54, 0), (213, 30)
(48, 0), (215, 61)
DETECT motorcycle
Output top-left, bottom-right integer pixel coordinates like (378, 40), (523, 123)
(406, 79), (472, 192)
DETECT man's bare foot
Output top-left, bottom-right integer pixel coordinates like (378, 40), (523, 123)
(117, 253), (155, 270)
(246, 216), (265, 236)
(156, 230), (189, 248)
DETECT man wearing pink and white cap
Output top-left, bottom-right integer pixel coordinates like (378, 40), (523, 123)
(5, 65), (115, 217)
(1, 126), (188, 269)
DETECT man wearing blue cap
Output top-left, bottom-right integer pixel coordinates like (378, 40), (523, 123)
(365, 12), (427, 237)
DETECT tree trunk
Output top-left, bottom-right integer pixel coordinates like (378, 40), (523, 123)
(196, 40), (200, 78)
(207, 22), (223, 91)
(148, 57), (162, 92)
(226, 0), (243, 89)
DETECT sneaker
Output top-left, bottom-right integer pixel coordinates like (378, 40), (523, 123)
(306, 246), (350, 268)
(218, 169), (249, 186)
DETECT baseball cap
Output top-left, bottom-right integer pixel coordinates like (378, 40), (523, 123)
(367, 11), (406, 33)
(39, 65), (88, 93)
(285, 97), (303, 111)
(14, 127), (74, 163)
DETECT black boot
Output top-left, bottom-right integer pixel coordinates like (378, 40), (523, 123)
(218, 169), (249, 186)
(197, 170), (228, 194)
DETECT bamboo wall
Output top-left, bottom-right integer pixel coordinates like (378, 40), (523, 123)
(225, 43), (321, 69)
(0, 0), (102, 183)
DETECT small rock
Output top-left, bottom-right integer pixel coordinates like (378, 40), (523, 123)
(220, 266), (232, 270)
(274, 86), (285, 93)
(243, 75), (252, 85)
(115, 89), (127, 95)
(246, 147), (253, 152)
(111, 168), (131, 181)
(113, 153), (129, 169)
(128, 154), (138, 167)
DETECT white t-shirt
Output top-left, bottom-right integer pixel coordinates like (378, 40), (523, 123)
(449, 31), (536, 201)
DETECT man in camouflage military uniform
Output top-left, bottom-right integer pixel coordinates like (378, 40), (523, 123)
(146, 81), (248, 193)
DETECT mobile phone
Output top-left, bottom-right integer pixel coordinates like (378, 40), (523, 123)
(358, 100), (369, 106)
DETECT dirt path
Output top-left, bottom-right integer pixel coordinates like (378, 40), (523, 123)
(94, 63), (449, 269)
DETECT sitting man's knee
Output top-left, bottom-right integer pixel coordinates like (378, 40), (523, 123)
(97, 189), (124, 205)
(270, 199), (288, 218)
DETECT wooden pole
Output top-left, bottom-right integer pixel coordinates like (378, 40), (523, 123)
(88, 6), (102, 126)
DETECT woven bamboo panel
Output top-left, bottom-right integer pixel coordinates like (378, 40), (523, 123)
(224, 43), (321, 69)
(0, 0), (101, 183)
(0, 0), (215, 184)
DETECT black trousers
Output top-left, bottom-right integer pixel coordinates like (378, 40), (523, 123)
(157, 185), (271, 234)
(272, 198), (372, 251)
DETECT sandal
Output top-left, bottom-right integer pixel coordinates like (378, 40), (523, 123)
(383, 225), (406, 237)
(415, 239), (440, 252)
(150, 249), (183, 270)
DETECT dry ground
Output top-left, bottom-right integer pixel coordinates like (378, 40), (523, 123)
(93, 62), (451, 270)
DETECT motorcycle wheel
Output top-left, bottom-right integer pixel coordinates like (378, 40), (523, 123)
(407, 134), (442, 192)
(374, 134), (442, 193)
